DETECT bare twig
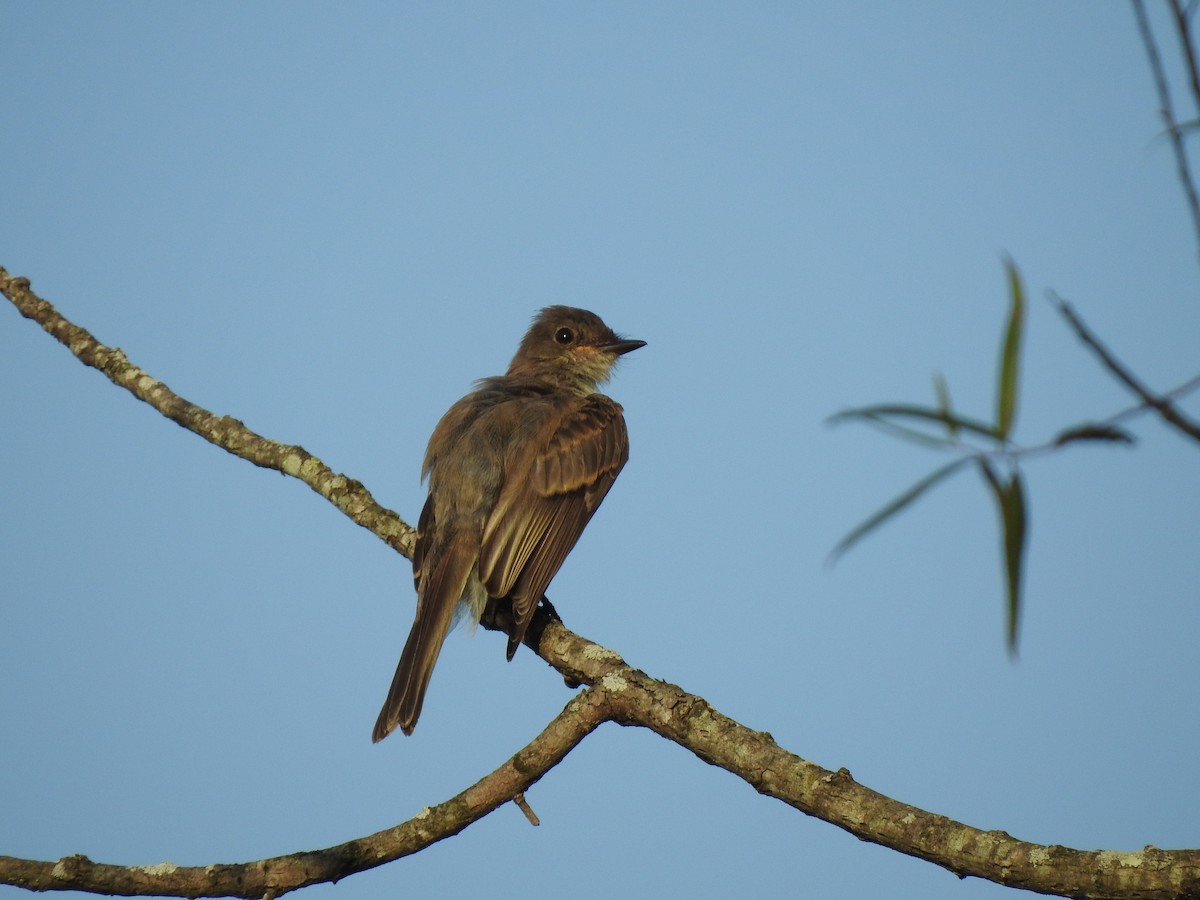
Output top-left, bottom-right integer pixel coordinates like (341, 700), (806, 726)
(512, 793), (541, 826)
(1169, 0), (1200, 116)
(1105, 371), (1200, 425)
(1052, 292), (1200, 442)
(1133, 0), (1200, 262)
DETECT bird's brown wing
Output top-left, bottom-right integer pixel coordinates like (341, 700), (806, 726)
(479, 393), (629, 658)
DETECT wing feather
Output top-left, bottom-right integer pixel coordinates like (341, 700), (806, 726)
(479, 394), (629, 657)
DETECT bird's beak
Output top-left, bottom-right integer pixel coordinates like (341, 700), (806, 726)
(602, 339), (647, 356)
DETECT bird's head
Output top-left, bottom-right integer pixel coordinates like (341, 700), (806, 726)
(507, 306), (645, 394)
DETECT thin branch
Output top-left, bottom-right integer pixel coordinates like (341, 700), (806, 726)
(1010, 373), (1200, 461)
(1052, 292), (1200, 442)
(6, 269), (1200, 899)
(1133, 0), (1200, 262)
(1169, 0), (1200, 116)
(0, 686), (609, 897)
(6, 619), (1200, 899)
(1106, 371), (1200, 424)
(0, 267), (415, 559)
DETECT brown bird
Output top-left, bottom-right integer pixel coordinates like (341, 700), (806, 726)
(372, 306), (645, 741)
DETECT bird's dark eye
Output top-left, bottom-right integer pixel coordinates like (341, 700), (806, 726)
(554, 327), (575, 345)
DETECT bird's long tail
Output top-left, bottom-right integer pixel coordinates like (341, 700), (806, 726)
(372, 537), (476, 741)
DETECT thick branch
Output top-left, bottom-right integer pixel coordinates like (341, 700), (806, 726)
(0, 267), (415, 559)
(5, 269), (1200, 899)
(534, 626), (1200, 900)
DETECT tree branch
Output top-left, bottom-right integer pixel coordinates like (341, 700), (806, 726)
(5, 268), (1200, 899)
(1133, 0), (1200, 265)
(1169, 0), (1200, 118)
(6, 618), (1200, 899)
(1052, 292), (1200, 442)
(0, 266), (415, 559)
(536, 626), (1200, 900)
(0, 686), (609, 897)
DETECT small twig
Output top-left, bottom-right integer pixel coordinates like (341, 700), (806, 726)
(1052, 292), (1200, 442)
(1169, 0), (1200, 116)
(1015, 373), (1200, 461)
(1134, 0), (1200, 263)
(512, 793), (541, 827)
(1107, 371), (1200, 425)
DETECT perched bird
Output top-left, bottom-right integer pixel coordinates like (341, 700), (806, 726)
(373, 306), (645, 740)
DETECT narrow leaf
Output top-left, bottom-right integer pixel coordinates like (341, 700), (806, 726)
(977, 461), (1029, 655)
(1052, 423), (1136, 447)
(829, 456), (972, 565)
(1001, 472), (1028, 654)
(996, 258), (1026, 440)
(839, 410), (958, 450)
(830, 404), (1001, 440)
(933, 372), (958, 437)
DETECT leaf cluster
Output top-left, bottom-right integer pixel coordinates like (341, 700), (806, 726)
(829, 260), (1134, 653)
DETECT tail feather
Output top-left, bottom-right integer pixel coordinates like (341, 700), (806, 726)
(372, 536), (476, 741)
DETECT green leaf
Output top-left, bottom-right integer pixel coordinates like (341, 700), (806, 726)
(1052, 423), (1136, 447)
(933, 372), (958, 437)
(978, 460), (1029, 655)
(829, 456), (973, 565)
(830, 403), (1001, 441)
(996, 258), (1025, 440)
(835, 409), (958, 450)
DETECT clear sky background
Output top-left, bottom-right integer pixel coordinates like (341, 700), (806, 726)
(3, 3), (1198, 898)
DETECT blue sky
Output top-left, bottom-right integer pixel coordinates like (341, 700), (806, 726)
(3, 3), (1198, 898)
